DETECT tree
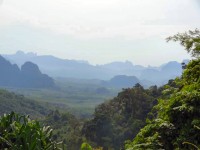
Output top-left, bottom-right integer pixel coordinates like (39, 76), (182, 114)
(82, 84), (159, 150)
(166, 28), (200, 58)
(125, 29), (200, 149)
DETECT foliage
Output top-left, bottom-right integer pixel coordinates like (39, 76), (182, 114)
(2, 29), (199, 150)
(0, 112), (63, 150)
(82, 83), (162, 149)
(7, 79), (119, 118)
(81, 142), (93, 150)
(126, 29), (200, 149)
(166, 28), (200, 58)
(0, 89), (85, 149)
(0, 89), (51, 119)
(42, 110), (84, 149)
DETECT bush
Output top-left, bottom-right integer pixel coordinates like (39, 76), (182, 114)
(81, 142), (92, 150)
(0, 112), (64, 150)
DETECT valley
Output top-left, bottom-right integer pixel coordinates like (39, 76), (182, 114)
(0, 39), (199, 149)
(1, 78), (120, 117)
(0, 53), (185, 118)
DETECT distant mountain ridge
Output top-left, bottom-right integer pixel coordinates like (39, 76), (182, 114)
(0, 55), (55, 88)
(102, 75), (140, 88)
(2, 51), (188, 86)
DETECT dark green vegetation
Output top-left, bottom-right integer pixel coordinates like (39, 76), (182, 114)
(0, 53), (183, 117)
(0, 83), (162, 150)
(43, 110), (83, 150)
(0, 112), (63, 150)
(0, 89), (51, 119)
(82, 84), (162, 149)
(126, 29), (200, 149)
(5, 78), (119, 118)
(0, 89), (83, 149)
(0, 29), (199, 150)
(0, 55), (55, 88)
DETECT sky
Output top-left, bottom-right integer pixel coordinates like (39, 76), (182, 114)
(0, 0), (199, 66)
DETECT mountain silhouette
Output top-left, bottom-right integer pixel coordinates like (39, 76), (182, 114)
(2, 51), (188, 86)
(102, 75), (140, 88)
(140, 61), (183, 85)
(0, 55), (55, 88)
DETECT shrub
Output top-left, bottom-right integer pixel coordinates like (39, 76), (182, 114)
(0, 112), (64, 150)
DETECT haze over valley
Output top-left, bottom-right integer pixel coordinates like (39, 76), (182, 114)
(0, 0), (199, 149)
(2, 51), (188, 86)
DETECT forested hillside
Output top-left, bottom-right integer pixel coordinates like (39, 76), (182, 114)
(0, 0), (199, 148)
(0, 84), (163, 149)
(125, 29), (200, 149)
(82, 83), (163, 149)
(0, 29), (199, 150)
(43, 110), (84, 149)
(0, 89), (51, 118)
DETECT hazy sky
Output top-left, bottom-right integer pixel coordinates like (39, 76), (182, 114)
(0, 0), (199, 66)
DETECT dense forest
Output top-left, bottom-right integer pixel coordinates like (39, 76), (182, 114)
(0, 89), (51, 118)
(125, 29), (200, 150)
(82, 83), (161, 149)
(0, 29), (199, 150)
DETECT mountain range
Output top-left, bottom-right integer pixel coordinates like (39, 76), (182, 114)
(2, 51), (188, 86)
(0, 55), (55, 88)
(102, 75), (140, 88)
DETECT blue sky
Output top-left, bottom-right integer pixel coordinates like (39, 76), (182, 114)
(0, 0), (199, 66)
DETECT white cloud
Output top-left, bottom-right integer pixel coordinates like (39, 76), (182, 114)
(0, 4), (40, 27)
(0, 0), (198, 66)
(0, 0), (199, 39)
